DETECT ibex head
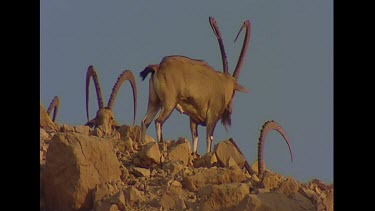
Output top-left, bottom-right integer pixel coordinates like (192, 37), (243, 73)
(85, 65), (137, 136)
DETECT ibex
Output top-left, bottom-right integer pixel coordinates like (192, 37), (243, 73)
(85, 65), (137, 136)
(140, 17), (251, 154)
(46, 96), (59, 122)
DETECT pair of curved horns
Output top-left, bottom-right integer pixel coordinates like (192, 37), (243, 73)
(208, 17), (251, 80)
(46, 96), (59, 122)
(86, 65), (137, 125)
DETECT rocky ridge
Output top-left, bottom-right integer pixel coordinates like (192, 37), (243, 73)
(40, 105), (333, 211)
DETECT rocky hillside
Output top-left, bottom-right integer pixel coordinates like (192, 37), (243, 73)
(40, 105), (333, 211)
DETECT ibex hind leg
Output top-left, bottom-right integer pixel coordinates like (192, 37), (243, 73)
(141, 103), (160, 143)
(190, 118), (199, 154)
(206, 120), (218, 153)
(154, 102), (176, 142)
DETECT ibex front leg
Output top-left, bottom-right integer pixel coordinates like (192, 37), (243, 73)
(190, 118), (199, 154)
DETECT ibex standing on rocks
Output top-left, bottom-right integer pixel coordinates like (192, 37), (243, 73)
(140, 17), (251, 154)
(85, 65), (137, 136)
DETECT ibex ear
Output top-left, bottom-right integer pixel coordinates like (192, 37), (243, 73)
(85, 118), (97, 128)
(235, 83), (249, 93)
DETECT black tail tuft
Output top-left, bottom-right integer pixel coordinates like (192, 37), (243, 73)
(140, 65), (157, 81)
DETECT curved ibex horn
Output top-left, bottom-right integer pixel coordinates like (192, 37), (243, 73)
(233, 20), (251, 80)
(257, 120), (293, 177)
(46, 96), (59, 122)
(209, 17), (229, 75)
(107, 70), (137, 126)
(86, 65), (104, 122)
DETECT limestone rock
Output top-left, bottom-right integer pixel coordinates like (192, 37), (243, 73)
(257, 192), (314, 211)
(214, 140), (246, 169)
(40, 128), (49, 141)
(117, 124), (143, 143)
(60, 124), (75, 132)
(159, 192), (186, 210)
(108, 191), (126, 210)
(74, 125), (91, 135)
(235, 192), (314, 211)
(226, 156), (238, 168)
(132, 167), (151, 178)
(43, 132), (121, 211)
(198, 183), (250, 210)
(124, 186), (144, 206)
(182, 167), (247, 192)
(137, 142), (161, 166)
(40, 103), (56, 131)
(277, 176), (301, 196)
(234, 194), (265, 211)
(95, 203), (120, 211)
(92, 182), (120, 207)
(298, 187), (317, 200)
(167, 140), (190, 165)
(193, 151), (218, 168)
(261, 171), (285, 191)
(162, 160), (184, 176)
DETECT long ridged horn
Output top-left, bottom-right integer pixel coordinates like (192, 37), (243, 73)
(233, 20), (251, 80)
(86, 65), (104, 122)
(46, 96), (59, 122)
(257, 120), (293, 177)
(107, 70), (137, 125)
(209, 17), (229, 74)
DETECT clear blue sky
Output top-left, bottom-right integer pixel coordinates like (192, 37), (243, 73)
(40, 0), (333, 183)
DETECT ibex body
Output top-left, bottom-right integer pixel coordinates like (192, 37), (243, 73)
(141, 18), (251, 154)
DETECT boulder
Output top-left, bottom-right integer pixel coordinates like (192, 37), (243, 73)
(43, 132), (121, 210)
(162, 160), (184, 176)
(277, 176), (300, 196)
(235, 192), (314, 211)
(132, 167), (151, 178)
(159, 192), (186, 210)
(40, 103), (56, 131)
(193, 151), (218, 168)
(136, 142), (161, 166)
(167, 140), (190, 165)
(92, 182), (120, 208)
(74, 125), (91, 135)
(197, 183), (250, 210)
(214, 140), (246, 169)
(182, 167), (247, 192)
(124, 186), (144, 206)
(261, 171), (285, 191)
(60, 124), (75, 132)
(117, 125), (143, 143)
